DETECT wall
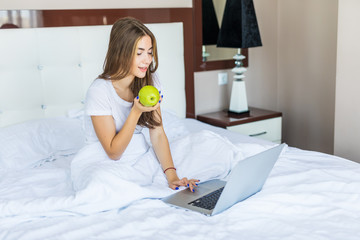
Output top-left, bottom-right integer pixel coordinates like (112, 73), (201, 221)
(0, 0), (191, 10)
(334, 0), (360, 163)
(195, 0), (338, 155)
(277, 0), (338, 154)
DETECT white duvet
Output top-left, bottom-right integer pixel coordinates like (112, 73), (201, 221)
(0, 130), (243, 217)
(1, 118), (360, 240)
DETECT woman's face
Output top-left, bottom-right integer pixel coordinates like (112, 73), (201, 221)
(130, 35), (153, 79)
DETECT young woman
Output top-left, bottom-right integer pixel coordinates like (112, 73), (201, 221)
(77, 17), (199, 192)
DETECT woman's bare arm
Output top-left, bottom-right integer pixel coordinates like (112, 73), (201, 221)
(150, 108), (199, 191)
(92, 97), (159, 160)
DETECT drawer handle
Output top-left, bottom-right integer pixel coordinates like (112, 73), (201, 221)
(249, 131), (267, 137)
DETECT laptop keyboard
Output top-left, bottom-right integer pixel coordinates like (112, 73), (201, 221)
(188, 187), (224, 210)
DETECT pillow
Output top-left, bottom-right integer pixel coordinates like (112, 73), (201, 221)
(0, 117), (85, 170)
(142, 109), (190, 144)
(161, 109), (189, 140)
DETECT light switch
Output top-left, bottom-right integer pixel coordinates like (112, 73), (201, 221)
(218, 72), (228, 85)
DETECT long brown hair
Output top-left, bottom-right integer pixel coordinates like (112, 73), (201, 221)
(99, 17), (161, 128)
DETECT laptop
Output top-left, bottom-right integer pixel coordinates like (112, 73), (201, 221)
(162, 143), (286, 216)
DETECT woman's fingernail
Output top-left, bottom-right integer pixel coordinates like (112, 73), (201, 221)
(187, 184), (189, 187)
(159, 90), (161, 94)
(192, 189), (195, 192)
(159, 100), (161, 103)
(136, 96), (139, 99)
(175, 187), (179, 190)
(195, 183), (198, 186)
(161, 95), (163, 98)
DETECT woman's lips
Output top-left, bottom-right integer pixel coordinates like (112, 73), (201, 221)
(139, 67), (148, 72)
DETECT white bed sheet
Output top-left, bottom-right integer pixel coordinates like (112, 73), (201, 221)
(1, 117), (360, 240)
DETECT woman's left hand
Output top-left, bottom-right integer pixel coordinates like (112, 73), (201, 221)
(168, 177), (200, 192)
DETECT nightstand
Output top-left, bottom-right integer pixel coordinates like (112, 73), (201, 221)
(196, 107), (282, 143)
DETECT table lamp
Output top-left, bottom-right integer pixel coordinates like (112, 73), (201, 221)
(217, 0), (262, 114)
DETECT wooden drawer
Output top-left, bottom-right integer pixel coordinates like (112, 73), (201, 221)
(227, 117), (282, 143)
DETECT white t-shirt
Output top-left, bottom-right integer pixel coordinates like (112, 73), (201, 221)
(84, 78), (161, 144)
(85, 78), (134, 144)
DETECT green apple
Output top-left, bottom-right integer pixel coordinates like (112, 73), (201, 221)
(138, 85), (160, 107)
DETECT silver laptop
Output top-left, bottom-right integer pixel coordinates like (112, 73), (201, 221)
(162, 143), (285, 216)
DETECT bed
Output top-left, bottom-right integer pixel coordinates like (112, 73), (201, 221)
(1, 22), (360, 240)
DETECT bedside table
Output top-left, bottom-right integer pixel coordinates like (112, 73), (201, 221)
(196, 107), (282, 143)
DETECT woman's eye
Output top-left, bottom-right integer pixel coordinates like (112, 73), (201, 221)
(136, 51), (152, 56)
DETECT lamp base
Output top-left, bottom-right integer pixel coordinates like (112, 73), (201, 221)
(229, 80), (249, 114)
(228, 109), (250, 115)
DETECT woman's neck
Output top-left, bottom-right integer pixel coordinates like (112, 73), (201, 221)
(111, 76), (135, 102)
(112, 75), (134, 88)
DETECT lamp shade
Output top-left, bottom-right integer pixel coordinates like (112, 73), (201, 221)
(217, 0), (262, 48)
(202, 0), (220, 45)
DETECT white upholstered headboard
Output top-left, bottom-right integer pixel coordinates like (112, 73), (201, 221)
(0, 22), (186, 127)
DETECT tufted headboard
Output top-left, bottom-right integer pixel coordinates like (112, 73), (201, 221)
(0, 22), (186, 127)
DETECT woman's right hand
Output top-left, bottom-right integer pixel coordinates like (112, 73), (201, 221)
(132, 95), (162, 113)
(168, 177), (200, 192)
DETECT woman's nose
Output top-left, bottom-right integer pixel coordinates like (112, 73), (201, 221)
(144, 54), (152, 64)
